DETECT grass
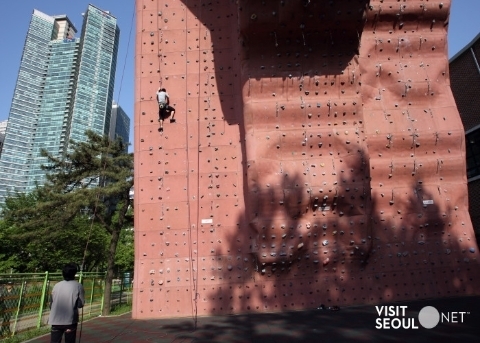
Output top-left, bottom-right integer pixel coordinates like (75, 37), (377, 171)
(109, 302), (132, 316)
(0, 326), (50, 343)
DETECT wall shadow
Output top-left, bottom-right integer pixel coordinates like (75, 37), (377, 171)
(156, 295), (480, 343)
(180, 0), (370, 124)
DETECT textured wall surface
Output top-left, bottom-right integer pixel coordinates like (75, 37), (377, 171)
(134, 0), (480, 319)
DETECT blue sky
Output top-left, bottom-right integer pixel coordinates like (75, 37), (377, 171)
(1, 0), (480, 151)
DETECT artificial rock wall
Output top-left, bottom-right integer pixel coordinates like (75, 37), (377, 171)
(134, 0), (480, 319)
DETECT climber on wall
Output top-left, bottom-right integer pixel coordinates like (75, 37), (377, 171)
(157, 87), (176, 132)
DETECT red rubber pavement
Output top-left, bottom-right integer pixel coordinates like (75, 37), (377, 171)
(27, 296), (480, 343)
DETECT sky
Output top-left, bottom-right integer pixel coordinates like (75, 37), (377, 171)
(0, 0), (480, 152)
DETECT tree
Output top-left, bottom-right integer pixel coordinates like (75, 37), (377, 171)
(38, 131), (133, 315)
(0, 192), (38, 273)
(115, 227), (134, 273)
(0, 218), (23, 273)
(0, 132), (133, 313)
(0, 190), (111, 272)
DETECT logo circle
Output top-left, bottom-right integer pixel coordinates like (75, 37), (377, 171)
(418, 306), (440, 329)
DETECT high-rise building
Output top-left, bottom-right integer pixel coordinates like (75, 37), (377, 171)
(109, 101), (130, 151)
(0, 5), (120, 203)
(0, 120), (7, 157)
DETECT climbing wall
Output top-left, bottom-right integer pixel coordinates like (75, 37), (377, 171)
(134, 0), (480, 319)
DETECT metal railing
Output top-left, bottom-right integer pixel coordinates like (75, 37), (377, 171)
(0, 271), (132, 339)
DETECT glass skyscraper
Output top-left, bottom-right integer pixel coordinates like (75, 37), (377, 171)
(0, 5), (121, 203)
(70, 5), (119, 144)
(0, 120), (7, 157)
(109, 102), (130, 152)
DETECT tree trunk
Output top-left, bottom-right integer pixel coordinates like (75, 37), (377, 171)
(102, 225), (121, 316)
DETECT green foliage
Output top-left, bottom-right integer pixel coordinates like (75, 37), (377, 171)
(0, 191), (51, 273)
(115, 227), (134, 272)
(0, 219), (22, 273)
(39, 131), (133, 229)
(0, 193), (109, 272)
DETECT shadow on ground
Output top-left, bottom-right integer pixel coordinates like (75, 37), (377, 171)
(28, 296), (480, 343)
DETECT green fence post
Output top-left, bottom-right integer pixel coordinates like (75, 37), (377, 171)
(36, 272), (49, 328)
(119, 274), (124, 308)
(12, 280), (26, 336)
(100, 272), (106, 314)
(89, 277), (95, 316)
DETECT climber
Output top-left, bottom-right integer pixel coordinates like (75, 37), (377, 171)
(157, 87), (176, 131)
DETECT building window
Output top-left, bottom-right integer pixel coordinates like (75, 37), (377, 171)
(466, 128), (480, 179)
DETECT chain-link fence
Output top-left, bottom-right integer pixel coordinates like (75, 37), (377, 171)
(0, 272), (132, 339)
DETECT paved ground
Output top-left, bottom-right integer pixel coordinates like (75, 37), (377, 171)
(27, 296), (480, 343)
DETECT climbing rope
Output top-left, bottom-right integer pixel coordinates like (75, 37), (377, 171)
(183, 0), (201, 329)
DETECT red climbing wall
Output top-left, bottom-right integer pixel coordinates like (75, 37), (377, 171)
(134, 0), (480, 319)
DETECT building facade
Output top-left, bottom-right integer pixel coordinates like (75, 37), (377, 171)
(0, 120), (7, 157)
(449, 33), (480, 237)
(0, 5), (120, 202)
(109, 102), (130, 150)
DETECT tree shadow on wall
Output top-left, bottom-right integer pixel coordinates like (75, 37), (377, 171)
(213, 139), (477, 309)
(161, 141), (478, 342)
